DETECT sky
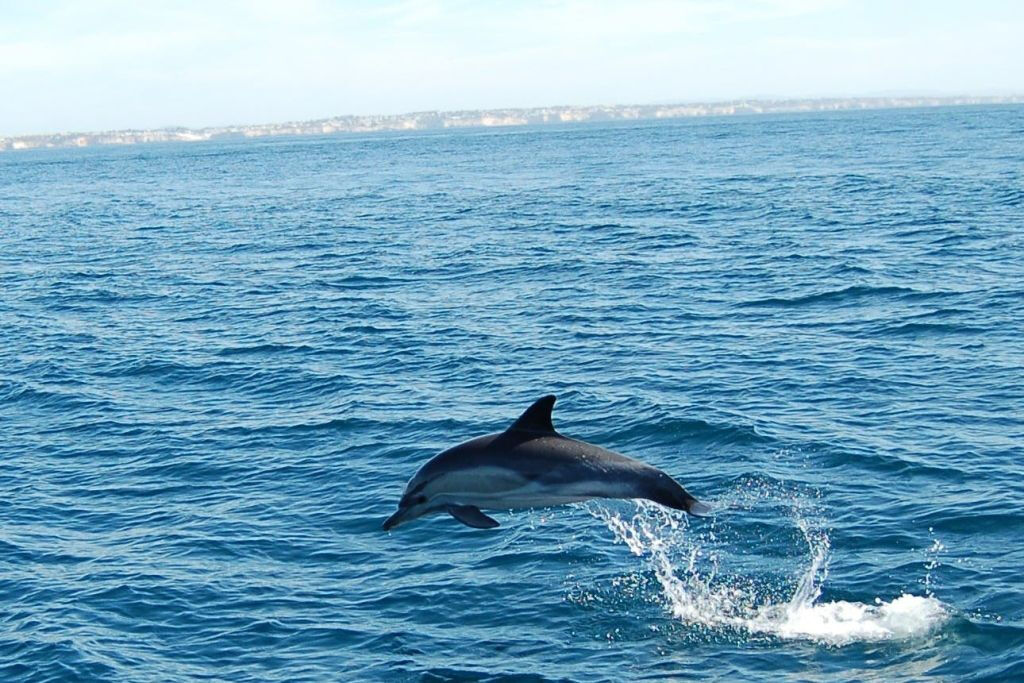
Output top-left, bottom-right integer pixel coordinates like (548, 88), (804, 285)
(1, 0), (1022, 136)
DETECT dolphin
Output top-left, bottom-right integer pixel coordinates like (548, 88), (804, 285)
(383, 395), (710, 530)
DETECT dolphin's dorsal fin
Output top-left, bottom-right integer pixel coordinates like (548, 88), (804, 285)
(508, 394), (557, 434)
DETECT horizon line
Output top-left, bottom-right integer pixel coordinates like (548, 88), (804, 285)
(3, 93), (1022, 153)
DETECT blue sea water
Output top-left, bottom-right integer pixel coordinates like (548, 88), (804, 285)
(1, 105), (1023, 682)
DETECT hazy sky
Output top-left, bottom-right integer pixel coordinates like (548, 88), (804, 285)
(2, 0), (1022, 136)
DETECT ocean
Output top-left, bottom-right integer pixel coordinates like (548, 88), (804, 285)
(1, 105), (1022, 681)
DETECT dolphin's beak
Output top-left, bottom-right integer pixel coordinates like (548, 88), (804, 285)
(382, 507), (408, 531)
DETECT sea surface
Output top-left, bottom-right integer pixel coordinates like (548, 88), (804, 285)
(2, 105), (1023, 682)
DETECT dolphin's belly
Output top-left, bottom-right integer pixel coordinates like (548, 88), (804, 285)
(450, 491), (596, 510)
(432, 476), (641, 510)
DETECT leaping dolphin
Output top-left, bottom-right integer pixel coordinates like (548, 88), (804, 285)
(383, 395), (710, 530)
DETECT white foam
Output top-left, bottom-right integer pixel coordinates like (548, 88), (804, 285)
(767, 593), (947, 645)
(589, 499), (948, 646)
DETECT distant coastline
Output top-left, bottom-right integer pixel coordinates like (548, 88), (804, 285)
(3, 95), (1021, 152)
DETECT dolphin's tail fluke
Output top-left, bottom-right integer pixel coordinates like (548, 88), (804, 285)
(647, 474), (712, 517)
(687, 499), (712, 516)
(668, 491), (711, 516)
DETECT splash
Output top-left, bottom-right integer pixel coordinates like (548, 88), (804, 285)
(588, 498), (948, 646)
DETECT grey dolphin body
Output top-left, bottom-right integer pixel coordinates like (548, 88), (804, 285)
(383, 395), (710, 530)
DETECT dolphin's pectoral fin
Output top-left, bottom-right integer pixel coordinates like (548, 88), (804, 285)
(446, 504), (500, 529)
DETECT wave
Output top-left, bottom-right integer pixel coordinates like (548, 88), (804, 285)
(0, 378), (110, 412)
(874, 321), (987, 337)
(737, 285), (942, 309)
(318, 275), (413, 290)
(994, 189), (1024, 206)
(587, 497), (948, 646)
(215, 342), (317, 356)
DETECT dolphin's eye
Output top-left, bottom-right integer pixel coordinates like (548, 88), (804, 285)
(415, 495), (427, 504)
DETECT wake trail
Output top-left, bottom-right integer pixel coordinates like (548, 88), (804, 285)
(588, 493), (947, 646)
